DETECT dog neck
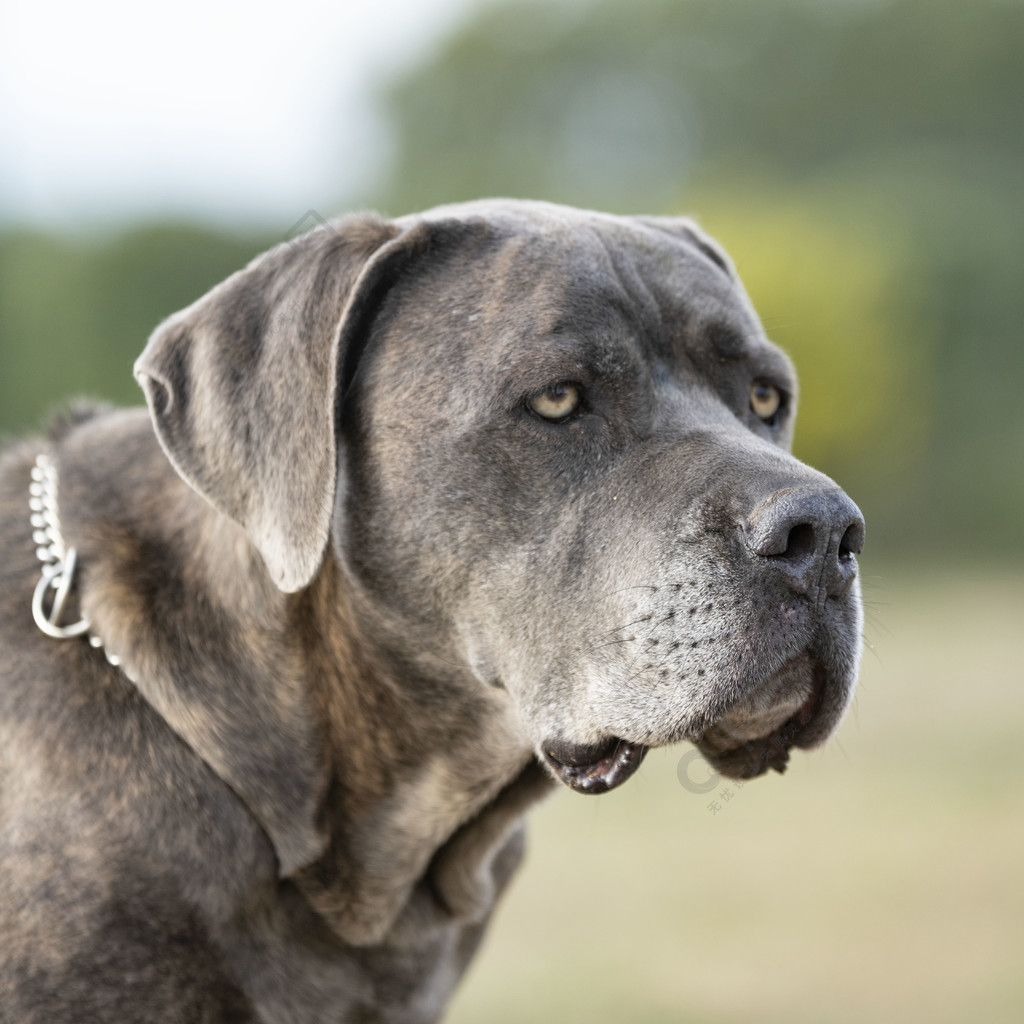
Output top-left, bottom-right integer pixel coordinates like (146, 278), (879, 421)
(48, 408), (548, 948)
(294, 557), (544, 943)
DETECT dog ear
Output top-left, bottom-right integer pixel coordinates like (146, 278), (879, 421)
(135, 215), (420, 592)
(637, 215), (736, 279)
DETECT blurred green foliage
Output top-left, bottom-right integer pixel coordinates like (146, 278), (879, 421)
(686, 180), (937, 533)
(0, 225), (270, 438)
(2, 0), (1022, 557)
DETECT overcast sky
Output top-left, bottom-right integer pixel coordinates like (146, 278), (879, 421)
(0, 0), (487, 229)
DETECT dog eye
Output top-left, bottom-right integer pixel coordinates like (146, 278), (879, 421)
(750, 381), (782, 423)
(529, 383), (582, 422)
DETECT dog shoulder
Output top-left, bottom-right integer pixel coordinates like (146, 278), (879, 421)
(0, 411), (275, 1017)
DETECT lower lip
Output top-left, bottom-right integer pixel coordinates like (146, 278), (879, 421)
(544, 739), (649, 795)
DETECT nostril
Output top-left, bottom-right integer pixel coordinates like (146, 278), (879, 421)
(745, 486), (864, 598)
(838, 521), (865, 560)
(778, 522), (816, 562)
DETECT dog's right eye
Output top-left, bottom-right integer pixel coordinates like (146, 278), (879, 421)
(528, 383), (582, 422)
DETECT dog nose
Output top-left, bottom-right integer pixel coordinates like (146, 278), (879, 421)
(744, 486), (865, 598)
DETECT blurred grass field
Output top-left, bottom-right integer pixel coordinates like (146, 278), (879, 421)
(447, 561), (1024, 1023)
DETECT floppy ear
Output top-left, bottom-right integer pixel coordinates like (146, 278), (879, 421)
(135, 214), (411, 592)
(637, 215), (736, 279)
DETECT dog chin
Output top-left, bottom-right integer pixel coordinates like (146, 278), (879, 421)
(694, 652), (842, 779)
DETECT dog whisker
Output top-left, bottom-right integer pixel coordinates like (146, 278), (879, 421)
(583, 615), (655, 651)
(600, 584), (659, 599)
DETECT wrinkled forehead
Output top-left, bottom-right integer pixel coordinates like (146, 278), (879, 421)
(376, 201), (790, 405)
(398, 201), (773, 369)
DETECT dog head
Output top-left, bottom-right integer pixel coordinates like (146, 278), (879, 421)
(136, 199), (863, 798)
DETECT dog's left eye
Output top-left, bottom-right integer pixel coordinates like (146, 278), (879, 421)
(750, 381), (783, 423)
(529, 383), (582, 422)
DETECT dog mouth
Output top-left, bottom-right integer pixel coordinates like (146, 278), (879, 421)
(542, 736), (650, 795)
(542, 651), (846, 793)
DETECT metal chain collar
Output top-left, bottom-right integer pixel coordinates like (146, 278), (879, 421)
(30, 452), (128, 673)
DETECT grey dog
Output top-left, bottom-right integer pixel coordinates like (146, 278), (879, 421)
(0, 200), (863, 1022)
